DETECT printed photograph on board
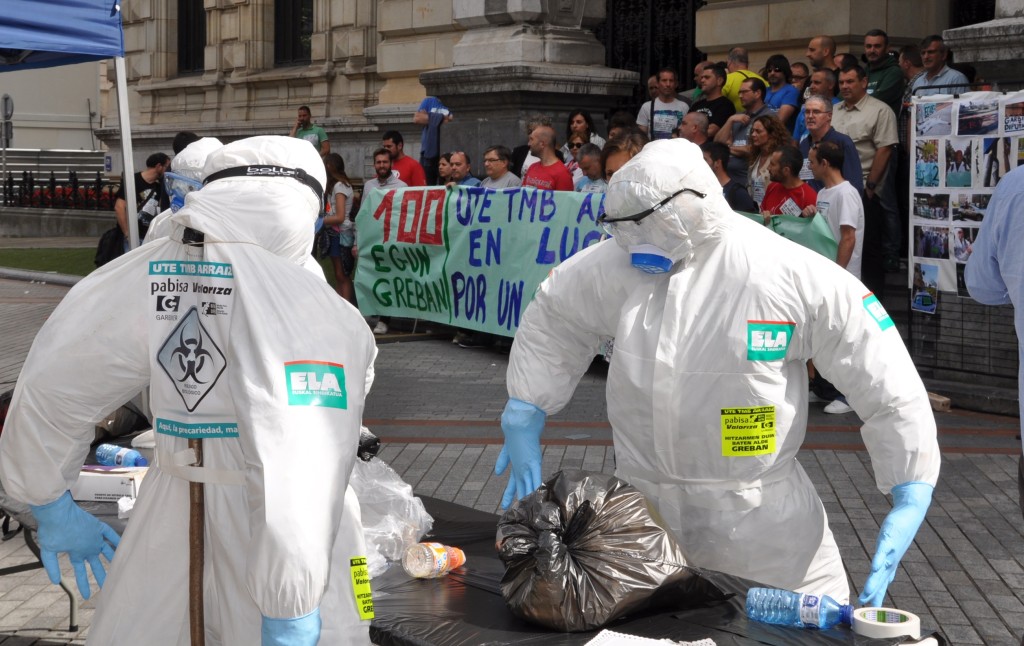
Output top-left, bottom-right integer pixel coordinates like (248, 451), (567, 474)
(951, 193), (989, 222)
(1017, 136), (1024, 167)
(912, 263), (939, 315)
(913, 225), (950, 260)
(915, 139), (940, 187)
(979, 137), (1011, 188)
(913, 193), (949, 221)
(1004, 95), (1024, 134)
(956, 97), (999, 136)
(945, 138), (973, 188)
(916, 102), (953, 137)
(950, 226), (978, 263)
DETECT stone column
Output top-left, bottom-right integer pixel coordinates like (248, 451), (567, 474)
(418, 0), (637, 172)
(943, 0), (1024, 83)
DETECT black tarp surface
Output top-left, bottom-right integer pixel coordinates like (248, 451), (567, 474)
(369, 497), (921, 646)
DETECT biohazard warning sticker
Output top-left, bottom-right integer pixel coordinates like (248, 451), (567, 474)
(720, 406), (776, 456)
(349, 557), (375, 620)
(157, 307), (227, 412)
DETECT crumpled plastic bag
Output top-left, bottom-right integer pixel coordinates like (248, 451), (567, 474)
(349, 456), (433, 577)
(497, 469), (729, 632)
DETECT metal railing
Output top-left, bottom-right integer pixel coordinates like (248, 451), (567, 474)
(1, 170), (120, 210)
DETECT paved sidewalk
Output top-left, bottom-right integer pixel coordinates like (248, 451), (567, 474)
(0, 277), (1023, 643)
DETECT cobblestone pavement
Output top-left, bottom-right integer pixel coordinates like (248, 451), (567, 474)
(0, 277), (1022, 644)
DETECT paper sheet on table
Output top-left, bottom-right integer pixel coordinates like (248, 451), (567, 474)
(583, 629), (717, 646)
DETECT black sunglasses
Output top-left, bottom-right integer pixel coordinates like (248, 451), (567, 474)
(597, 187), (706, 225)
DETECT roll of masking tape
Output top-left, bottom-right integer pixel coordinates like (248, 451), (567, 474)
(853, 607), (921, 640)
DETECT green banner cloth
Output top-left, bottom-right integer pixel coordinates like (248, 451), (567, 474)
(354, 186), (605, 336)
(738, 211), (838, 262)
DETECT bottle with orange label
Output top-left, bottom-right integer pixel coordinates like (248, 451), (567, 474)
(401, 542), (467, 578)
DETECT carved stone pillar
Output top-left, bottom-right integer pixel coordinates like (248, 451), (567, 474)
(943, 0), (1024, 83)
(418, 0), (636, 171)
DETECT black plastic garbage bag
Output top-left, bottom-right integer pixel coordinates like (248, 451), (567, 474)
(496, 469), (729, 632)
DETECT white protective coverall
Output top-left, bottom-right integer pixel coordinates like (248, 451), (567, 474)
(507, 139), (941, 602)
(0, 136), (376, 644)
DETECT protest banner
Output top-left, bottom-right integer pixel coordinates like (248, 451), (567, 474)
(355, 186), (605, 336)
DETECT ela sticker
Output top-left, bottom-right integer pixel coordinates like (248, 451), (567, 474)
(720, 406), (777, 456)
(284, 361), (348, 409)
(349, 557), (374, 620)
(747, 320), (795, 361)
(862, 294), (894, 331)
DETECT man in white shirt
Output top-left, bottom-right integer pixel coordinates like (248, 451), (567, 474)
(637, 67), (689, 140)
(806, 141), (864, 278)
(806, 139), (865, 415)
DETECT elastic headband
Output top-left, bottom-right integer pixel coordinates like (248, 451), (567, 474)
(203, 165), (324, 210)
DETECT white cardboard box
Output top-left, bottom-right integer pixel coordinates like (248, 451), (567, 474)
(70, 466), (148, 502)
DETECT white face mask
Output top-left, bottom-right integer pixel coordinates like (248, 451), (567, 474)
(599, 186), (706, 274)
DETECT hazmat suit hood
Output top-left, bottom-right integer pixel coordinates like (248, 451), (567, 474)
(145, 138), (225, 241)
(171, 137), (223, 179)
(604, 139), (730, 267)
(168, 135), (326, 265)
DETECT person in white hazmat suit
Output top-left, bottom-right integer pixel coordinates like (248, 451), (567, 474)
(495, 139), (940, 606)
(0, 135), (376, 645)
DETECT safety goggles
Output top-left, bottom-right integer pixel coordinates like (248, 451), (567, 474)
(596, 187), (706, 235)
(164, 172), (204, 212)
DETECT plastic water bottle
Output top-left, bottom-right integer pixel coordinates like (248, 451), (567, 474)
(401, 542), (466, 578)
(746, 587), (853, 629)
(95, 443), (149, 467)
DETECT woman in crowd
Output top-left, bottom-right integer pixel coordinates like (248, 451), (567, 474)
(747, 114), (791, 210)
(323, 153), (356, 304)
(561, 109), (606, 161)
(565, 133), (587, 183)
(437, 152), (453, 185)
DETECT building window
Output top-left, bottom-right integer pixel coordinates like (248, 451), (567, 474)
(275, 0), (313, 66)
(177, 0), (206, 74)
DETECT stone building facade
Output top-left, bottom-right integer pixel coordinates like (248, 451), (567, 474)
(97, 0), (959, 177)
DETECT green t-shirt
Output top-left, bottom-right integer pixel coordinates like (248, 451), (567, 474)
(295, 124), (327, 150)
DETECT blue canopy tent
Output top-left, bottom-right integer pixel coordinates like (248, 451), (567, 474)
(1, 0), (143, 247)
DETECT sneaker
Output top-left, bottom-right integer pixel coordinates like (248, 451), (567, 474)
(808, 391), (828, 404)
(824, 398), (853, 414)
(372, 321), (389, 335)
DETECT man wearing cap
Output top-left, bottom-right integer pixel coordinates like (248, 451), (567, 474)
(495, 138), (940, 608)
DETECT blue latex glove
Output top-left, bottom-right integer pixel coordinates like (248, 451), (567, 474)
(262, 608), (321, 646)
(860, 482), (933, 607)
(29, 491), (120, 599)
(494, 398), (546, 509)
